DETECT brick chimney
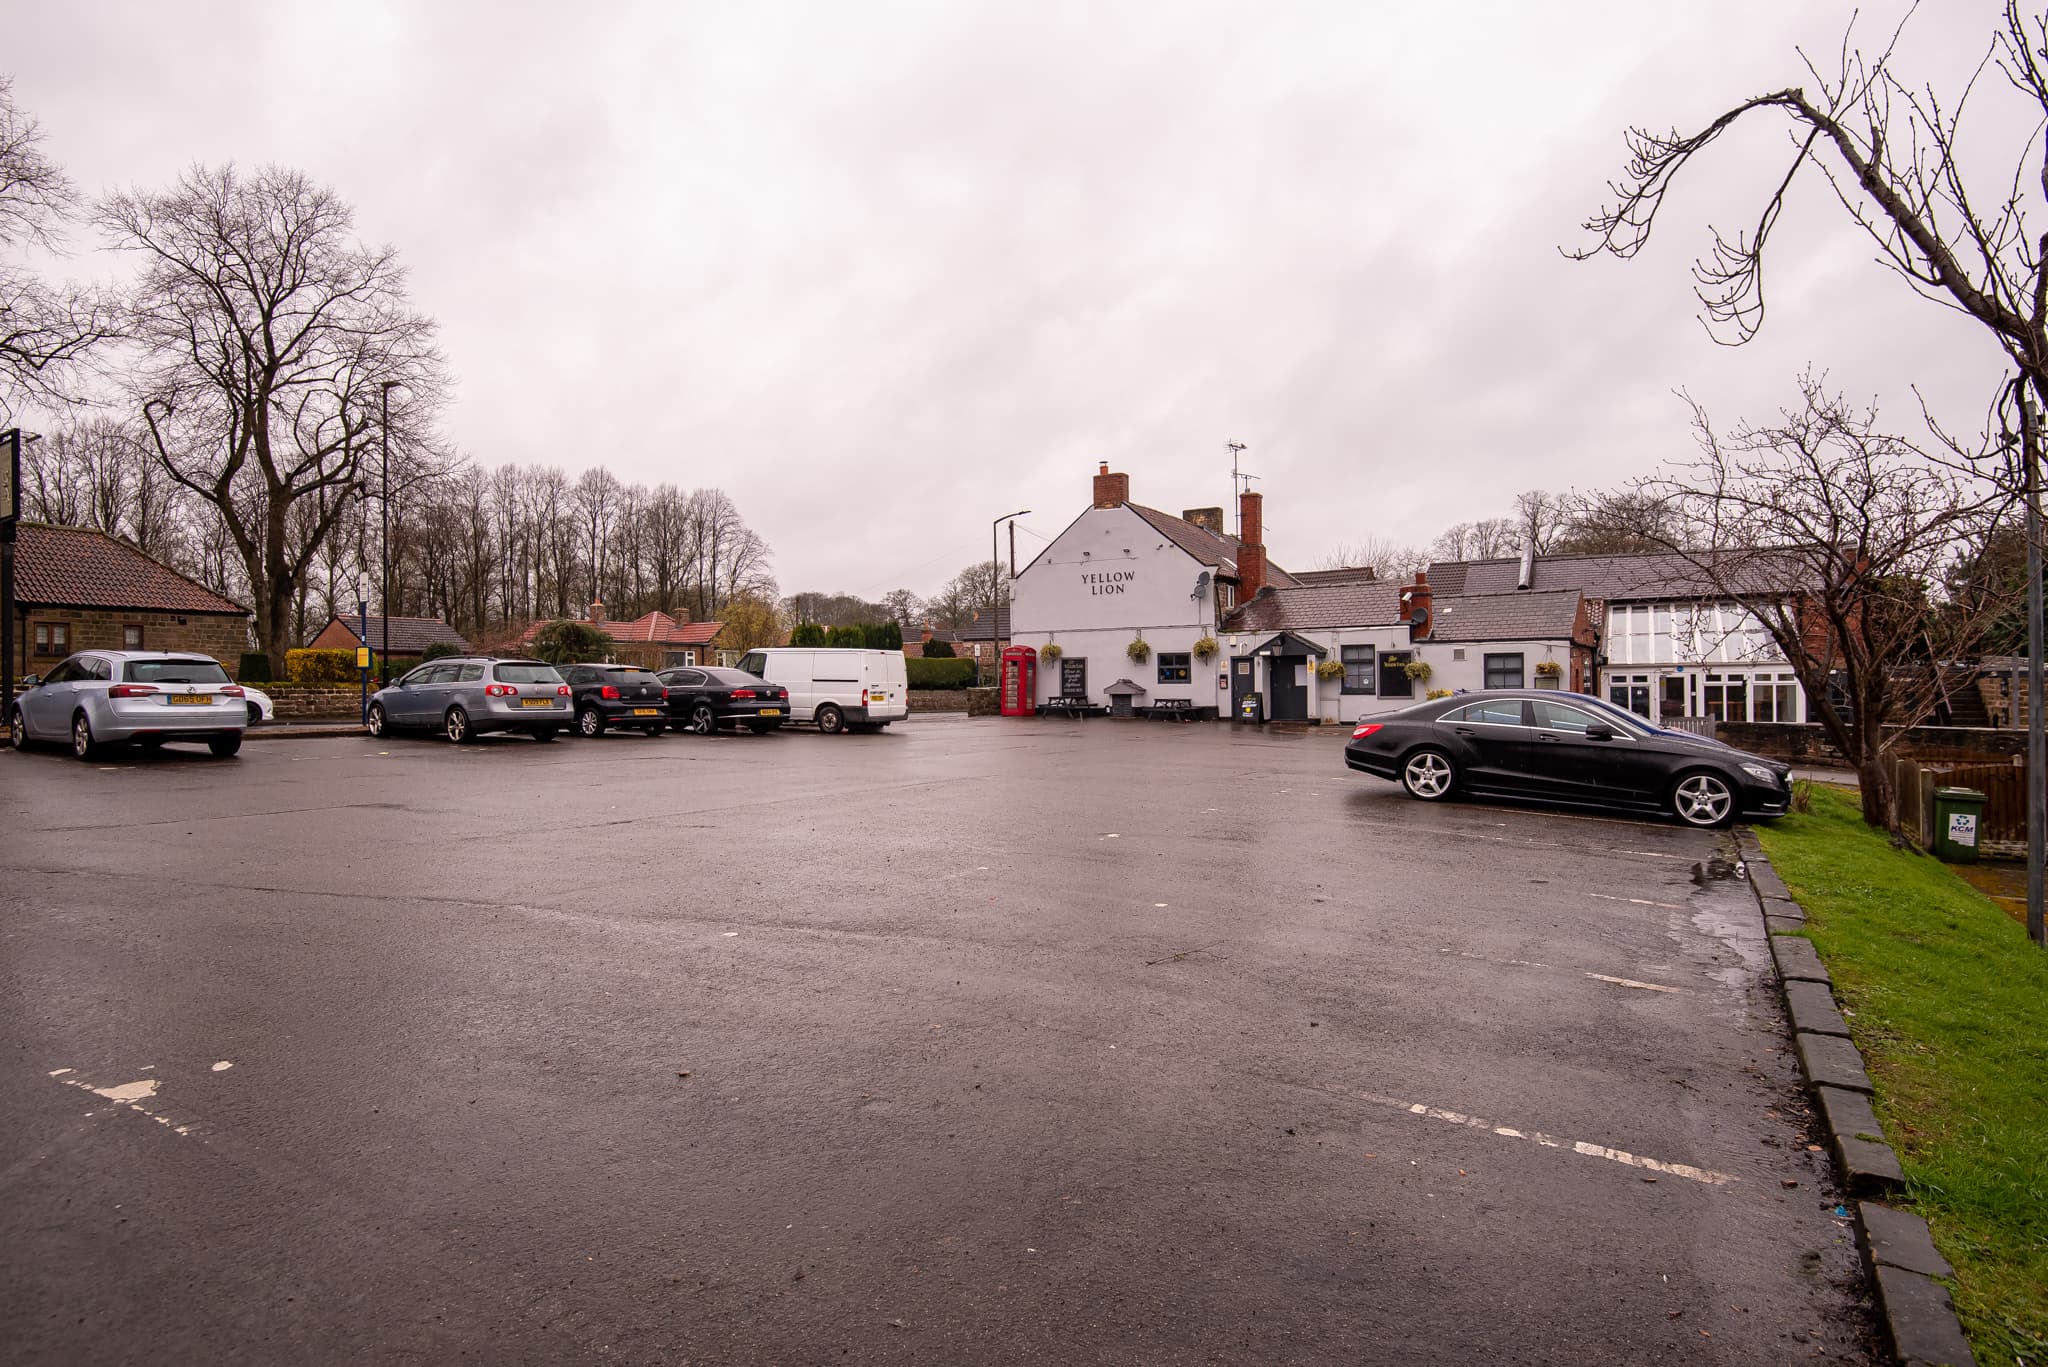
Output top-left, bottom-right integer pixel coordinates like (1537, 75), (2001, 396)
(1237, 489), (1266, 598)
(1093, 462), (1130, 508)
(590, 598), (605, 625)
(1399, 571), (1433, 640)
(1181, 506), (1224, 535)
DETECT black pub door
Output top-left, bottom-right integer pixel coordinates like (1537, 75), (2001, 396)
(1230, 656), (1254, 718)
(1270, 655), (1309, 721)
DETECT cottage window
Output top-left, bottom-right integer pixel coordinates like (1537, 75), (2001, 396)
(1483, 653), (1525, 689)
(1340, 645), (1375, 694)
(1157, 653), (1191, 684)
(33, 622), (69, 657)
(123, 624), (145, 649)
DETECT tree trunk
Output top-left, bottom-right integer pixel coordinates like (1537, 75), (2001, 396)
(1857, 751), (1897, 833)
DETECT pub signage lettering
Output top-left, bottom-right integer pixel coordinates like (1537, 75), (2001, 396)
(1082, 570), (1134, 596)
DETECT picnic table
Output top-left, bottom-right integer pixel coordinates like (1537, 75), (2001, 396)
(1038, 697), (1108, 718)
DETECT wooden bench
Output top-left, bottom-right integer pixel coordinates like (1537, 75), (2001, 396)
(1141, 700), (1215, 722)
(1039, 698), (1108, 718)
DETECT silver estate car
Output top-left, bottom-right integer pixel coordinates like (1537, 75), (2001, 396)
(365, 657), (571, 743)
(8, 650), (247, 759)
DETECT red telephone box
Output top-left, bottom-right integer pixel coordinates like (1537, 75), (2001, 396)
(999, 646), (1037, 717)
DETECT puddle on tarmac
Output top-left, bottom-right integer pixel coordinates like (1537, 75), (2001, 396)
(1687, 848), (1768, 991)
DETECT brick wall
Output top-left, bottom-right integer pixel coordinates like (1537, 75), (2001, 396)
(16, 608), (250, 677)
(1718, 720), (2028, 765)
(908, 689), (970, 712)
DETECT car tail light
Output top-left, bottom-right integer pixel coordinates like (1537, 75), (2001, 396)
(601, 685), (620, 699)
(485, 683), (515, 697)
(108, 684), (157, 698)
(557, 684), (572, 697)
(222, 685), (245, 697)
(660, 687), (672, 700)
(731, 688), (756, 700)
(862, 688), (871, 704)
(1351, 722), (1383, 739)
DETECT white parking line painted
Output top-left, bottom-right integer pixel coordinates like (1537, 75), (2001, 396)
(1321, 1083), (1737, 1187)
(1584, 973), (1684, 994)
(1588, 893), (1687, 910)
(211, 1060), (233, 1071)
(50, 1070), (203, 1139)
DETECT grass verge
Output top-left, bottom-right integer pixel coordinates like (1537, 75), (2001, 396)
(1758, 785), (2047, 1367)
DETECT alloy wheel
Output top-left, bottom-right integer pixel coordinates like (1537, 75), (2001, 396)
(71, 713), (95, 760)
(445, 707), (471, 744)
(366, 703), (387, 737)
(1402, 750), (1453, 799)
(691, 703), (715, 736)
(1672, 773), (1734, 827)
(579, 708), (602, 737)
(7, 706), (24, 750)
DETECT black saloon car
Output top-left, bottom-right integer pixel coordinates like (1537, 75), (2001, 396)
(558, 663), (670, 737)
(1343, 689), (1791, 827)
(656, 666), (789, 735)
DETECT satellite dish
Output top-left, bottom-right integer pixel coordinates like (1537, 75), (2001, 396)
(1411, 605), (1431, 627)
(1193, 570), (1212, 599)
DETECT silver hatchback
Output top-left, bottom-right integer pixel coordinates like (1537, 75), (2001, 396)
(8, 650), (248, 759)
(365, 657), (571, 743)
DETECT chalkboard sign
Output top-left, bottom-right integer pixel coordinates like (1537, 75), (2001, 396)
(1059, 656), (1087, 699)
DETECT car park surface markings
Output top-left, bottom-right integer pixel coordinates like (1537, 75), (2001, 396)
(1584, 972), (1684, 993)
(47, 1068), (205, 1139)
(1588, 892), (1687, 910)
(1434, 948), (1686, 994)
(1314, 1081), (1738, 1187)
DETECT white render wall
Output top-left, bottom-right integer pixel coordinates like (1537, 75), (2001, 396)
(1011, 505), (1225, 705)
(1227, 627), (1578, 725)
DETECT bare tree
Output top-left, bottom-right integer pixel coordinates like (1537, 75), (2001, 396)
(1317, 537), (1424, 580)
(1628, 375), (2013, 832)
(1429, 517), (1520, 561)
(0, 78), (113, 414)
(1571, 3), (2048, 403)
(879, 588), (925, 628)
(100, 164), (446, 666)
(1552, 488), (1687, 555)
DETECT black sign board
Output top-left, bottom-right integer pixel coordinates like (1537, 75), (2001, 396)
(1059, 656), (1087, 699)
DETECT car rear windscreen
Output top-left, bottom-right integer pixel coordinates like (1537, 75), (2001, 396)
(603, 668), (660, 683)
(704, 668), (761, 684)
(124, 659), (230, 684)
(494, 663), (562, 684)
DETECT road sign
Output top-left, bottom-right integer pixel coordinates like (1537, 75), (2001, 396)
(357, 646), (372, 669)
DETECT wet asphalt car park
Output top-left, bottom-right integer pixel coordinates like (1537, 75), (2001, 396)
(0, 720), (1874, 1365)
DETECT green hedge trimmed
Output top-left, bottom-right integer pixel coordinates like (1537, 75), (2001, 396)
(907, 657), (976, 690)
(237, 652), (273, 683)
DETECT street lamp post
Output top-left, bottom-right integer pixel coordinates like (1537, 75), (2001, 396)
(2, 430), (40, 725)
(379, 381), (402, 687)
(992, 509), (1029, 682)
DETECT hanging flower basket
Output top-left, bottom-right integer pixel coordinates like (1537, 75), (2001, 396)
(1126, 639), (1151, 663)
(1191, 635), (1220, 661)
(1039, 643), (1062, 661)
(1534, 660), (1563, 678)
(1402, 660), (1433, 683)
(1314, 659), (1347, 681)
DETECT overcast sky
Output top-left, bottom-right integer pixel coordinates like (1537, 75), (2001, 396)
(4, 1), (2027, 598)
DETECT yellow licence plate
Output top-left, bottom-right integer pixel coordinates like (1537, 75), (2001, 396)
(169, 694), (210, 706)
(520, 698), (553, 708)
(632, 707), (660, 716)
(759, 708), (781, 716)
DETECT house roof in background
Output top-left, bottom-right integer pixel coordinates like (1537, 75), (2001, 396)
(1429, 549), (1808, 601)
(933, 605), (1010, 643)
(320, 614), (471, 653)
(1428, 590), (1584, 642)
(13, 523), (247, 616)
(1127, 504), (1300, 589)
(516, 611), (721, 647)
(1289, 566), (1378, 586)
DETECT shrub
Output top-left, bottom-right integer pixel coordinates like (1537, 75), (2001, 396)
(789, 623), (828, 648)
(422, 642), (464, 662)
(923, 637), (956, 658)
(285, 648), (359, 683)
(825, 624), (867, 647)
(237, 651), (273, 683)
(530, 619), (615, 664)
(906, 657), (977, 690)
(1426, 687), (1453, 700)
(863, 621), (903, 650)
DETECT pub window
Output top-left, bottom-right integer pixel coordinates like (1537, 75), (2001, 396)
(1340, 644), (1375, 694)
(1379, 651), (1414, 698)
(1156, 652), (1191, 684)
(123, 624), (145, 649)
(1483, 652), (1524, 689)
(34, 622), (69, 657)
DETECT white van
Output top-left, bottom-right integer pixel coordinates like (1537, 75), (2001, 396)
(733, 648), (909, 733)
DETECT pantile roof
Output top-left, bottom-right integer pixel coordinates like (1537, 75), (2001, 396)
(13, 523), (246, 616)
(518, 611), (721, 647)
(320, 614), (471, 654)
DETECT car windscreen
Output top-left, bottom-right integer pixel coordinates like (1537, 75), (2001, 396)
(493, 663), (562, 684)
(123, 658), (230, 684)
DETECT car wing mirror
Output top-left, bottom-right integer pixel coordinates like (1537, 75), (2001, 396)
(1585, 723), (1616, 740)
(20, 674), (39, 689)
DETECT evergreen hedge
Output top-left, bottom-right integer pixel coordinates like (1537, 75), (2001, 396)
(237, 652), (273, 683)
(906, 657), (976, 690)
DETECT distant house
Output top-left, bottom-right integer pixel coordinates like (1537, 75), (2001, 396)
(10, 523), (251, 676)
(309, 614), (470, 658)
(515, 601), (724, 670)
(920, 605), (1011, 671)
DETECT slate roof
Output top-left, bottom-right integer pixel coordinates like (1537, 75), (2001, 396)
(320, 614), (471, 654)
(1428, 550), (1807, 601)
(1128, 504), (1300, 589)
(1429, 590), (1584, 642)
(1223, 581), (1401, 633)
(13, 523), (246, 615)
(517, 611), (721, 647)
(932, 605), (1010, 643)
(1289, 567), (1379, 586)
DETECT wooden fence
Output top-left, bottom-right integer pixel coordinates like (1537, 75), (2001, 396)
(1892, 755), (2029, 858)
